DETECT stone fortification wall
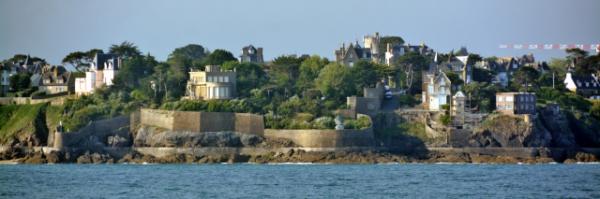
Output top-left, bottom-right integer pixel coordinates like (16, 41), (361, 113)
(138, 109), (263, 136)
(264, 128), (375, 148)
(234, 113), (265, 135)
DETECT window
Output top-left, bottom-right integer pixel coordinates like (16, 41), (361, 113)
(218, 76), (224, 82)
(507, 96), (513, 102)
(224, 76), (229, 82)
(498, 96), (504, 102)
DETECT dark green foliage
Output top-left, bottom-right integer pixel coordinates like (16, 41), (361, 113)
(511, 66), (540, 91)
(472, 67), (494, 82)
(378, 36), (404, 55)
(112, 54), (157, 90)
(222, 61), (268, 97)
(9, 72), (31, 91)
(315, 63), (356, 100)
(296, 55), (329, 92)
(351, 60), (379, 94)
(536, 87), (591, 112)
(109, 41), (141, 58)
(398, 94), (419, 107)
(203, 49), (237, 66)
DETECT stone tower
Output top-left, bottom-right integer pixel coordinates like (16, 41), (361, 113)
(53, 121), (64, 149)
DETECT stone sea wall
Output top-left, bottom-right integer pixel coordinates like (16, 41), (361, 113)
(264, 128), (376, 148)
(138, 109), (264, 135)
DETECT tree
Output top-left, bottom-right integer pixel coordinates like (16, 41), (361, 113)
(267, 55), (305, 97)
(315, 63), (355, 100)
(113, 54), (157, 90)
(296, 55), (329, 92)
(472, 67), (494, 82)
(62, 51), (87, 71)
(378, 36), (404, 55)
(203, 49), (237, 66)
(351, 60), (379, 93)
(9, 73), (31, 91)
(394, 52), (427, 94)
(222, 61), (267, 97)
(446, 72), (464, 90)
(109, 41), (141, 59)
(62, 49), (103, 72)
(167, 44), (207, 70)
(512, 66), (540, 92)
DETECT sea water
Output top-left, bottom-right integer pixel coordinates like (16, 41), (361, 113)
(1, 163), (599, 198)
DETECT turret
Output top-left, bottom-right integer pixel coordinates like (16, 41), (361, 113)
(53, 121), (64, 149)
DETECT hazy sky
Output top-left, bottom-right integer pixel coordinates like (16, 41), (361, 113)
(1, 0), (599, 65)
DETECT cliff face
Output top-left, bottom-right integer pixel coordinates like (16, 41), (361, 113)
(469, 106), (600, 148)
(0, 104), (49, 147)
(470, 114), (551, 147)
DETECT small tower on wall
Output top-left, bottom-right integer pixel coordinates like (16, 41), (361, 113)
(53, 121), (65, 149)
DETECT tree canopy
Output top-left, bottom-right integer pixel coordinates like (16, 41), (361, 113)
(109, 41), (141, 59)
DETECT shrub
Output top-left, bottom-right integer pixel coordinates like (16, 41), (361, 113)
(313, 116), (335, 129)
(398, 94), (418, 107)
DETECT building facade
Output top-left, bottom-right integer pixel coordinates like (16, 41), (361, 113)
(184, 65), (236, 100)
(240, 45), (264, 63)
(75, 53), (121, 95)
(422, 71), (452, 111)
(564, 70), (600, 99)
(39, 65), (74, 94)
(496, 92), (536, 115)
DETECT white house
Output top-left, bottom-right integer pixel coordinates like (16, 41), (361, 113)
(564, 70), (600, 99)
(422, 71), (452, 111)
(75, 53), (121, 95)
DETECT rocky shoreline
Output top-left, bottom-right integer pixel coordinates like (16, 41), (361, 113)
(1, 147), (598, 165)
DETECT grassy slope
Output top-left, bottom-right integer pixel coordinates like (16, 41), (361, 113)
(0, 104), (47, 143)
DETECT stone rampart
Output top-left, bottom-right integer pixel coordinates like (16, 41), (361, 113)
(264, 128), (375, 148)
(139, 109), (263, 136)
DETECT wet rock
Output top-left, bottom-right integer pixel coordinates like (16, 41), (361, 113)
(45, 151), (62, 163)
(574, 152), (598, 162)
(228, 154), (250, 163)
(107, 135), (130, 147)
(22, 151), (47, 164)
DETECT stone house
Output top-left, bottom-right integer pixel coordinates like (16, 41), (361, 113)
(75, 53), (121, 95)
(335, 42), (372, 67)
(440, 54), (472, 84)
(452, 91), (466, 116)
(240, 45), (264, 63)
(184, 65), (236, 100)
(496, 92), (536, 115)
(422, 70), (452, 111)
(38, 65), (74, 94)
(564, 70), (600, 99)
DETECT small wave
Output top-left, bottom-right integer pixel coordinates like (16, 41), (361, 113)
(267, 162), (316, 165)
(575, 162), (600, 164)
(434, 162), (467, 165)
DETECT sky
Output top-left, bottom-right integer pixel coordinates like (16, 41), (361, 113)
(1, 0), (599, 65)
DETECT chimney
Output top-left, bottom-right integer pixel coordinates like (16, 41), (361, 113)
(386, 43), (391, 52)
(257, 47), (264, 63)
(53, 66), (58, 77)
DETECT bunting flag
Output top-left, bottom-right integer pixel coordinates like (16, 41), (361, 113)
(499, 43), (599, 50)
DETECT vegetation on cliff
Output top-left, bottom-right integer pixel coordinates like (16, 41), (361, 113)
(0, 104), (48, 145)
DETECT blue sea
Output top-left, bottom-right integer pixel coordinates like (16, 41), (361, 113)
(1, 163), (599, 198)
